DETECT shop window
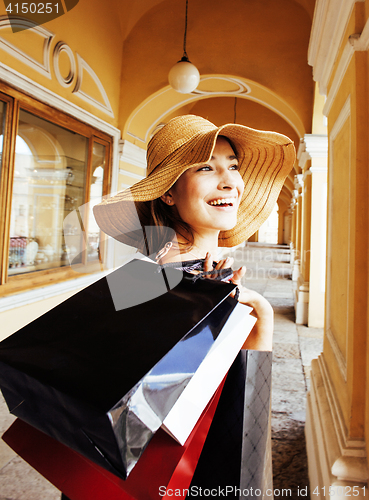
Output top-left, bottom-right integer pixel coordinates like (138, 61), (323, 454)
(0, 83), (112, 295)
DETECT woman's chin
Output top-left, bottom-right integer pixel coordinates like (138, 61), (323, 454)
(216, 219), (238, 232)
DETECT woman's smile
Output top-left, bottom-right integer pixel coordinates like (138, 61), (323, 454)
(207, 196), (238, 208)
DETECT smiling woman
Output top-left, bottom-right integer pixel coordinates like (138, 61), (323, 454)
(93, 114), (296, 350)
(91, 114), (295, 494)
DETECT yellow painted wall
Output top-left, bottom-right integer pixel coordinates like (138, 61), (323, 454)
(323, 2), (368, 439)
(117, 158), (146, 192)
(187, 97), (300, 148)
(0, 0), (124, 126)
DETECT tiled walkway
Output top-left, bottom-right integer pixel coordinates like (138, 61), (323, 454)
(0, 243), (323, 499)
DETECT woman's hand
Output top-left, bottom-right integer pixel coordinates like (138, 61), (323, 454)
(204, 253), (273, 351)
(203, 252), (233, 275)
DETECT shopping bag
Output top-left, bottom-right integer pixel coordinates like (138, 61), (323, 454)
(162, 302), (256, 444)
(2, 376), (225, 500)
(189, 350), (273, 498)
(0, 257), (250, 479)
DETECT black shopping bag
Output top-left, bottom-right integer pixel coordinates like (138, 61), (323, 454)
(0, 258), (238, 479)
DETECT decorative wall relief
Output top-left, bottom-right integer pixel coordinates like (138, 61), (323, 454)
(0, 15), (114, 117)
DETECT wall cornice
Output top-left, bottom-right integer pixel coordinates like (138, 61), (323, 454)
(305, 134), (328, 158)
(119, 139), (147, 170)
(308, 0), (364, 95)
(297, 134), (328, 169)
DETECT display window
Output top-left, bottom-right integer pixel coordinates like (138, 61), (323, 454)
(0, 82), (112, 295)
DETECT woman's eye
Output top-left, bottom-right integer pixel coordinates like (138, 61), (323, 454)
(197, 165), (212, 171)
(230, 164), (240, 170)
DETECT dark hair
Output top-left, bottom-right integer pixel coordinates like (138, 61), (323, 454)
(139, 135), (238, 256)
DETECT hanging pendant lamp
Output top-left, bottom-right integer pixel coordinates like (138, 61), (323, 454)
(168, 0), (200, 94)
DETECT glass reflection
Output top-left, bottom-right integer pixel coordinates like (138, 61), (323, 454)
(8, 109), (88, 274)
(87, 142), (105, 262)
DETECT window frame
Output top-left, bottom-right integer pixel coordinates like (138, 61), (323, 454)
(0, 81), (113, 296)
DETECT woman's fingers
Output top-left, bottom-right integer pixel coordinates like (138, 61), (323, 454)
(231, 265), (246, 284)
(214, 256), (234, 270)
(203, 252), (213, 273)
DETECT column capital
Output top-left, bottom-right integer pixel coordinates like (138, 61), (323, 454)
(304, 134), (328, 158)
(298, 134), (328, 169)
(295, 174), (304, 190)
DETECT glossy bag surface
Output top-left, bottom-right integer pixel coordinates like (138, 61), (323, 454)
(0, 258), (238, 478)
(2, 380), (225, 500)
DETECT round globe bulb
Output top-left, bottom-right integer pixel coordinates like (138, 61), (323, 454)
(168, 59), (200, 94)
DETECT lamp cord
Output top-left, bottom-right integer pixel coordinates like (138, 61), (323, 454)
(183, 0), (188, 59)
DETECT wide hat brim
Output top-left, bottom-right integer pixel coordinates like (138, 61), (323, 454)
(94, 116), (296, 248)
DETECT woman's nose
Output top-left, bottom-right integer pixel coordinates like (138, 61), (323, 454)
(218, 169), (237, 189)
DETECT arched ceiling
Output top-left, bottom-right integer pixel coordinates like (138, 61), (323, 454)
(113, 0), (316, 41)
(115, 0), (315, 207)
(123, 76), (304, 144)
(118, 0), (315, 140)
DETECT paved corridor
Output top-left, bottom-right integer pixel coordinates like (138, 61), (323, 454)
(0, 243), (323, 499)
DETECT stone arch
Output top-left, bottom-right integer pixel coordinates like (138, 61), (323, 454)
(123, 74), (305, 147)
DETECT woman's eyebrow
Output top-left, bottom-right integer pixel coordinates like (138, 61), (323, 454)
(210, 154), (238, 160)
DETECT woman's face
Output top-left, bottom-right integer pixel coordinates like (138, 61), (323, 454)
(165, 137), (244, 235)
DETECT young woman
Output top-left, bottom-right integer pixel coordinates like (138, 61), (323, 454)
(92, 114), (296, 495)
(94, 114), (296, 351)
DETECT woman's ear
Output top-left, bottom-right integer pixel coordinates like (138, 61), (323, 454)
(160, 191), (174, 206)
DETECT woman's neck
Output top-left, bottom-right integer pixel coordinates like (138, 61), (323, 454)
(158, 230), (220, 264)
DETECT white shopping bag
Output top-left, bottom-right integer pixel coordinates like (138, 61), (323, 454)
(161, 302), (256, 445)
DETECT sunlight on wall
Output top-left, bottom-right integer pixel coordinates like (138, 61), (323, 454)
(258, 203), (278, 244)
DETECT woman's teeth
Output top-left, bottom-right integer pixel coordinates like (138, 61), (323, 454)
(208, 198), (236, 206)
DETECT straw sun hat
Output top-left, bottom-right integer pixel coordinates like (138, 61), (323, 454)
(93, 115), (296, 249)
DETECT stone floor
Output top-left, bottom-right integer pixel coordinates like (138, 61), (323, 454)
(0, 242), (323, 499)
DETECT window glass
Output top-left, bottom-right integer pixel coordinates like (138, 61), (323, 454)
(8, 109), (88, 274)
(87, 142), (106, 262)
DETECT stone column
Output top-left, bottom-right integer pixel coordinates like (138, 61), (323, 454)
(292, 175), (303, 283)
(305, 134), (328, 328)
(293, 135), (327, 326)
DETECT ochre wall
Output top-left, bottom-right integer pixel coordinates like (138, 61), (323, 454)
(0, 0), (123, 126)
(323, 4), (368, 441)
(185, 97), (300, 147)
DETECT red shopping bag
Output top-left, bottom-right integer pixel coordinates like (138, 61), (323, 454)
(2, 377), (225, 500)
